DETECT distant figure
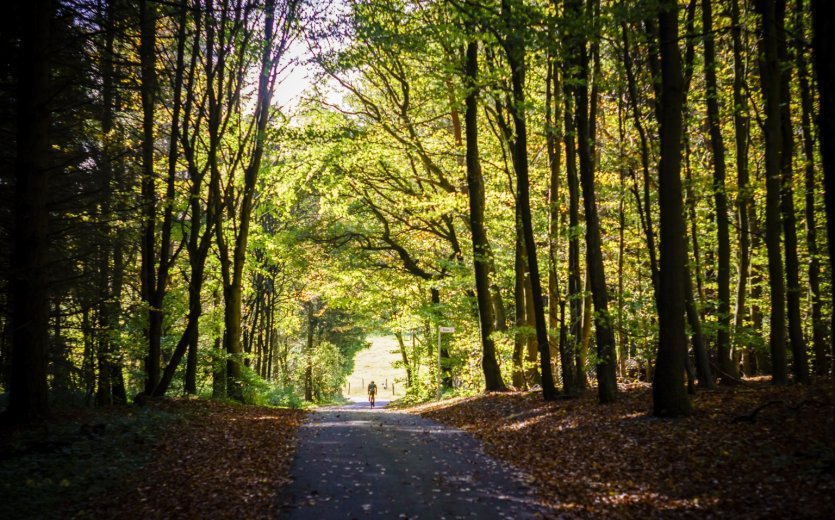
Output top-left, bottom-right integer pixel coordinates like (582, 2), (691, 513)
(367, 381), (378, 408)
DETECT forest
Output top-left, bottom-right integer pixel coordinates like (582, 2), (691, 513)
(3, 0), (834, 416)
(1, 0), (835, 515)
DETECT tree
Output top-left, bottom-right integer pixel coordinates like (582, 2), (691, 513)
(138, 0), (162, 394)
(754, 0), (788, 384)
(217, 0), (298, 400)
(653, 0), (691, 417)
(795, 0), (826, 375)
(810, 0), (835, 373)
(730, 0), (753, 373)
(463, 21), (507, 391)
(150, 0), (193, 397)
(776, 0), (810, 384)
(8, 0), (54, 422)
(94, 0), (129, 405)
(500, 0), (556, 401)
(702, 0), (736, 383)
(544, 25), (574, 395)
(563, 15), (583, 395)
(565, 0), (617, 403)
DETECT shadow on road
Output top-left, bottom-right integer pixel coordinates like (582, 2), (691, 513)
(279, 401), (549, 519)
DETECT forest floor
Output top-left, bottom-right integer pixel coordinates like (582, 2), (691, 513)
(3, 380), (834, 519)
(411, 378), (835, 519)
(0, 398), (305, 519)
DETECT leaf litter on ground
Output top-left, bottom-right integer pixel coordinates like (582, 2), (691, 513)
(1, 398), (305, 519)
(410, 378), (835, 519)
(4, 381), (834, 519)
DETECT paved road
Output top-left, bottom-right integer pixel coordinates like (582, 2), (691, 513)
(279, 399), (550, 519)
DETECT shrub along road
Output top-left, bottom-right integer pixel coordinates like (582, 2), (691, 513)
(279, 398), (550, 519)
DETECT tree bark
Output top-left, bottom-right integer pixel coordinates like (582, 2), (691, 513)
(429, 288), (453, 388)
(524, 269), (541, 385)
(304, 300), (315, 402)
(501, 0), (556, 400)
(730, 0), (753, 365)
(513, 222), (527, 388)
(546, 55), (570, 393)
(563, 63), (582, 395)
(139, 0), (160, 395)
(810, 0), (835, 374)
(9, 0), (53, 422)
(777, 1), (810, 383)
(152, 0), (188, 395)
(653, 0), (692, 417)
(463, 36), (507, 392)
(394, 331), (413, 387)
(568, 0), (617, 403)
(222, 0), (293, 401)
(796, 0), (826, 375)
(702, 0), (737, 382)
(755, 0), (788, 384)
(95, 0), (127, 406)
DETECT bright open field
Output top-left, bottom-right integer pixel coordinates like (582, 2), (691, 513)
(344, 336), (407, 399)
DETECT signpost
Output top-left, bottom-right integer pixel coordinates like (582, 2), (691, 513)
(437, 326), (455, 400)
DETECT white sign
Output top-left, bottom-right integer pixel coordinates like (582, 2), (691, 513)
(439, 326), (455, 333)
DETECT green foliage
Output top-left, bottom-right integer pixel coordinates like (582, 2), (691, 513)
(10, 0), (830, 415)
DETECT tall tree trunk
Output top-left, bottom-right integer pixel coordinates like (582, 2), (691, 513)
(394, 331), (413, 387)
(223, 0), (291, 401)
(616, 96), (628, 378)
(653, 0), (691, 417)
(569, 0), (617, 403)
(810, 0), (835, 373)
(748, 206), (767, 375)
(524, 271), (541, 385)
(96, 0), (125, 406)
(183, 11), (208, 396)
(796, 0), (826, 374)
(9, 0), (53, 422)
(579, 276), (592, 387)
(447, 61), (508, 336)
(678, 26), (714, 389)
(617, 172), (626, 378)
(138, 0), (182, 396)
(139, 0), (160, 395)
(755, 0), (788, 384)
(546, 56), (572, 393)
(150, 0), (205, 397)
(211, 289), (226, 399)
(429, 288), (452, 388)
(684, 261), (713, 387)
(304, 300), (315, 402)
(81, 309), (95, 403)
(463, 36), (506, 392)
(563, 64), (582, 395)
(730, 0), (753, 363)
(777, 1), (810, 383)
(703, 0), (737, 382)
(513, 233), (526, 388)
(501, 0), (556, 400)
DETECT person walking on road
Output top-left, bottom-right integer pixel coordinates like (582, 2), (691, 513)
(367, 380), (378, 408)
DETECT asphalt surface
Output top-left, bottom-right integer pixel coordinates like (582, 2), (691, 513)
(279, 398), (550, 519)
